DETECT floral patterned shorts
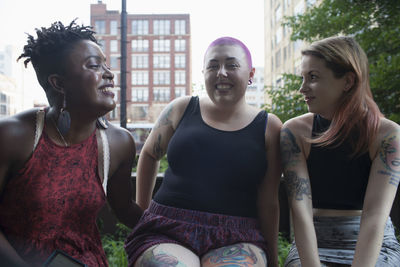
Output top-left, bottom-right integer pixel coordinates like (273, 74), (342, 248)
(124, 201), (267, 266)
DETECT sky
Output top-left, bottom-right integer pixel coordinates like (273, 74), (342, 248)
(0, 0), (265, 104)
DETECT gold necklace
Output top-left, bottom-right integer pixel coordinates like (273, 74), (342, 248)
(51, 117), (69, 147)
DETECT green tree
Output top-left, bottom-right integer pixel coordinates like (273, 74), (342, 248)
(264, 74), (306, 123)
(267, 0), (400, 123)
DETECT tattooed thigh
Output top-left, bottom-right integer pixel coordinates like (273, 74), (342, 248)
(135, 243), (200, 267)
(201, 243), (267, 267)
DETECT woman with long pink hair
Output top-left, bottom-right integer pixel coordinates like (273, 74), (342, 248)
(281, 36), (400, 267)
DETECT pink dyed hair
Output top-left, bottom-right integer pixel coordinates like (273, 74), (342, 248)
(303, 36), (382, 157)
(204, 37), (253, 68)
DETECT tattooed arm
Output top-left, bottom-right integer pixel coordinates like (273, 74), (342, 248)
(352, 120), (400, 267)
(280, 117), (320, 267)
(136, 96), (191, 209)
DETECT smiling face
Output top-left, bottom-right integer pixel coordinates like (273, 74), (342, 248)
(203, 44), (254, 106)
(61, 40), (115, 118)
(300, 55), (348, 119)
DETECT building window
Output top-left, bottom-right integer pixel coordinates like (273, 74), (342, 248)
(154, 20), (170, 35)
(110, 20), (118, 35)
(110, 40), (118, 52)
(174, 39), (186, 52)
(132, 71), (149, 85)
(132, 105), (148, 120)
(293, 40), (303, 53)
(153, 54), (170, 68)
(132, 87), (149, 102)
(0, 104), (7, 115)
(175, 71), (186, 85)
(95, 20), (106, 34)
(0, 92), (7, 103)
(174, 87), (186, 98)
(275, 49), (281, 68)
(132, 39), (149, 52)
(153, 39), (170, 52)
(132, 20), (149, 35)
(98, 39), (106, 51)
(275, 27), (282, 45)
(175, 20), (186, 35)
(295, 1), (304, 15)
(153, 71), (170, 85)
(110, 55), (119, 69)
(275, 5), (282, 23)
(174, 54), (185, 68)
(132, 54), (149, 68)
(153, 87), (170, 102)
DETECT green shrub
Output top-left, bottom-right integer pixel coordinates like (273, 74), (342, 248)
(101, 223), (131, 267)
(278, 232), (291, 267)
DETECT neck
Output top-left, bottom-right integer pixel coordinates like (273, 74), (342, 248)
(48, 107), (97, 146)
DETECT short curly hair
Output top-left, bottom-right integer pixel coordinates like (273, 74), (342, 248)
(17, 20), (98, 104)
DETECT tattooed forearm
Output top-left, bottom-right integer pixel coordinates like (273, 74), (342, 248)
(154, 104), (173, 130)
(153, 134), (164, 159)
(280, 128), (301, 168)
(284, 170), (312, 201)
(378, 130), (400, 187)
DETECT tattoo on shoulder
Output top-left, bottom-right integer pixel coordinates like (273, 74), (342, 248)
(154, 104), (173, 130)
(280, 128), (301, 168)
(378, 130), (400, 187)
(284, 170), (312, 201)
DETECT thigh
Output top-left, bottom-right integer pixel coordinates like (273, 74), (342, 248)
(201, 243), (267, 267)
(135, 243), (200, 267)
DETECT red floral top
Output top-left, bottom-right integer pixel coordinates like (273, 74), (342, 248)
(0, 125), (108, 266)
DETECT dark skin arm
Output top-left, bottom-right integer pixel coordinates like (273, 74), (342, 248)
(0, 110), (37, 267)
(106, 125), (143, 228)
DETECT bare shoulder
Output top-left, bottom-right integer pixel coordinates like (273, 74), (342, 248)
(266, 112), (283, 131)
(370, 117), (400, 160)
(0, 109), (38, 160)
(378, 117), (400, 136)
(154, 96), (192, 131)
(106, 123), (135, 153)
(282, 113), (314, 137)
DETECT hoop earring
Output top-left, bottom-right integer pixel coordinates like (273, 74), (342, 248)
(248, 79), (253, 85)
(57, 95), (71, 136)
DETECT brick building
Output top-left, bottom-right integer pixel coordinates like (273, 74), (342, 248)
(90, 1), (191, 123)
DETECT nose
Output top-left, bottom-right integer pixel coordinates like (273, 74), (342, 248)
(299, 79), (307, 93)
(103, 64), (114, 80)
(217, 66), (228, 77)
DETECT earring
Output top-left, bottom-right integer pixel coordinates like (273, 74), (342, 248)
(57, 95), (71, 136)
(97, 116), (108, 129)
(248, 79), (253, 85)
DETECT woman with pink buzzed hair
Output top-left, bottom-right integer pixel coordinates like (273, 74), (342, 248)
(125, 37), (282, 267)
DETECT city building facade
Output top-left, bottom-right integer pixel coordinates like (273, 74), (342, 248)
(246, 67), (265, 108)
(90, 1), (191, 124)
(264, 0), (318, 94)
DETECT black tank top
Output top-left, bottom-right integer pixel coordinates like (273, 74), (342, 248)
(307, 114), (372, 210)
(154, 96), (268, 217)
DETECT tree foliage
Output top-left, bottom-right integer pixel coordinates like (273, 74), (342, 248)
(264, 74), (307, 123)
(267, 0), (400, 123)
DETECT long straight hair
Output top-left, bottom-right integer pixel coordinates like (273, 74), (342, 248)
(303, 36), (382, 157)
